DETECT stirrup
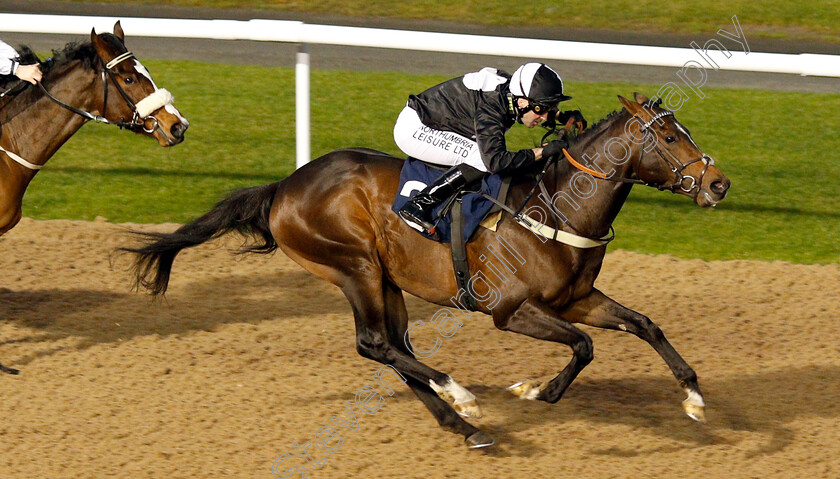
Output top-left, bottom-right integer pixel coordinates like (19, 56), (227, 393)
(398, 209), (436, 234)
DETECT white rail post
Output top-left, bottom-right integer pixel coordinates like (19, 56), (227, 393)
(295, 43), (311, 169)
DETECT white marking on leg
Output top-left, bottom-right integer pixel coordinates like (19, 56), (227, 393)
(429, 377), (476, 406)
(507, 380), (540, 400)
(684, 388), (705, 408)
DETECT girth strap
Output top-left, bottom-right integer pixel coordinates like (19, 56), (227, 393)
(450, 199), (479, 311)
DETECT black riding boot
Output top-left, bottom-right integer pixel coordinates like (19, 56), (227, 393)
(398, 163), (485, 234)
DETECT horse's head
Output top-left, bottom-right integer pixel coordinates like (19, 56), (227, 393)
(618, 93), (730, 207)
(91, 22), (188, 146)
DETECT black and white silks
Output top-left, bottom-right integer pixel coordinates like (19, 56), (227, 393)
(403, 67), (536, 174)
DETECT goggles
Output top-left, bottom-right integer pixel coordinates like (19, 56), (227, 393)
(525, 99), (558, 116)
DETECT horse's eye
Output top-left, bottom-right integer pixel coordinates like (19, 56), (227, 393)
(124, 76), (135, 85)
(665, 136), (676, 144)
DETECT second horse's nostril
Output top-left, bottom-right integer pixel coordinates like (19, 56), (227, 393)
(171, 123), (184, 139)
(710, 181), (725, 194)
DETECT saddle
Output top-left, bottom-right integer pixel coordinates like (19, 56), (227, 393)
(393, 158), (511, 310)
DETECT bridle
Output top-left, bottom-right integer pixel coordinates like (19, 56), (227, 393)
(483, 108), (715, 247)
(0, 49), (174, 171)
(636, 111), (714, 195)
(39, 50), (167, 134)
(564, 110), (714, 197)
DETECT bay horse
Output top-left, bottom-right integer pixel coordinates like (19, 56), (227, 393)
(124, 93), (729, 448)
(0, 23), (188, 374)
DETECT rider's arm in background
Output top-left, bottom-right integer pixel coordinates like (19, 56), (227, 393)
(0, 40), (42, 84)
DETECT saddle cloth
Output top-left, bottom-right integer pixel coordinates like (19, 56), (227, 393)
(392, 158), (503, 243)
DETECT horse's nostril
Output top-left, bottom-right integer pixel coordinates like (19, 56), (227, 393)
(171, 122), (185, 139)
(710, 180), (729, 195)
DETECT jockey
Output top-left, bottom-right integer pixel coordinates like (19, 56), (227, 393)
(0, 39), (42, 84)
(394, 62), (585, 235)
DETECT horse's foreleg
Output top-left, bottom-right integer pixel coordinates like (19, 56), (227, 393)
(562, 289), (705, 422)
(495, 298), (594, 404)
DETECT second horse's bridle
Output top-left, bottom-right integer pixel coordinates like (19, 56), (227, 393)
(39, 50), (173, 134)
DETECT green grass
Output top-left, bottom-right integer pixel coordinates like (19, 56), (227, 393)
(20, 60), (840, 264)
(57, 0), (840, 43)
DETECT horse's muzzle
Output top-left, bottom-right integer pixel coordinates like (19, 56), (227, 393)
(698, 177), (731, 207)
(170, 121), (187, 142)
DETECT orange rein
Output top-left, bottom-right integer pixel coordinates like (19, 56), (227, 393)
(561, 148), (608, 179)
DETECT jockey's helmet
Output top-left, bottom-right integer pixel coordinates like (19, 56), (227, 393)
(509, 63), (572, 115)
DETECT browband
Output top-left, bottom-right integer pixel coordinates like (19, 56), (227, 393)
(640, 111), (674, 131)
(105, 51), (135, 70)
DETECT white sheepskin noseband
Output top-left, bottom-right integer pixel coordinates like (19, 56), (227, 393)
(135, 88), (174, 118)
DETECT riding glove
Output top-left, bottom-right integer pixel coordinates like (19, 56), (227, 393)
(557, 110), (588, 131)
(540, 138), (568, 160)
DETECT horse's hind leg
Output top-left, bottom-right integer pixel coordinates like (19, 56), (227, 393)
(383, 281), (494, 448)
(341, 273), (483, 420)
(562, 289), (705, 422)
(0, 216), (22, 374)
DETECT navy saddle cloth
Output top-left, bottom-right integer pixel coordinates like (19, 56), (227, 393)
(392, 158), (503, 243)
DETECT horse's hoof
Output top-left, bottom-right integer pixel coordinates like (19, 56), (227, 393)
(507, 380), (541, 400)
(0, 364), (19, 375)
(454, 399), (483, 419)
(465, 431), (495, 449)
(683, 402), (706, 422)
(683, 390), (706, 422)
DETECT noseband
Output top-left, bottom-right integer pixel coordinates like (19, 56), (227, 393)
(39, 50), (172, 134)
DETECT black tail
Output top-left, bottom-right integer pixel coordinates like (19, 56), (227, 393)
(120, 182), (281, 296)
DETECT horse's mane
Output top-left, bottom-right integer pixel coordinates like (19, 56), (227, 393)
(568, 108), (627, 144)
(0, 41), (102, 123)
(523, 108), (630, 187)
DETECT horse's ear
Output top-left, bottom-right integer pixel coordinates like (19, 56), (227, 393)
(91, 28), (110, 59)
(633, 92), (651, 104)
(113, 21), (125, 41)
(90, 28), (102, 49)
(618, 95), (639, 114)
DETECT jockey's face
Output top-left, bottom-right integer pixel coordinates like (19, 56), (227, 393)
(517, 98), (550, 128)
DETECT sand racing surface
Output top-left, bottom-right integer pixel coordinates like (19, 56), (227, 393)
(1, 218), (838, 478)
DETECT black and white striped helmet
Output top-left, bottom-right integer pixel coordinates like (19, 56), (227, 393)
(509, 63), (572, 104)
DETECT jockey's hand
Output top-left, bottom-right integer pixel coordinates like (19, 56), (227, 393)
(557, 109), (587, 131)
(15, 64), (42, 84)
(540, 137), (568, 161)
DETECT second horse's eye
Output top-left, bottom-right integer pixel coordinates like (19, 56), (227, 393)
(124, 76), (135, 85)
(665, 136), (676, 144)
